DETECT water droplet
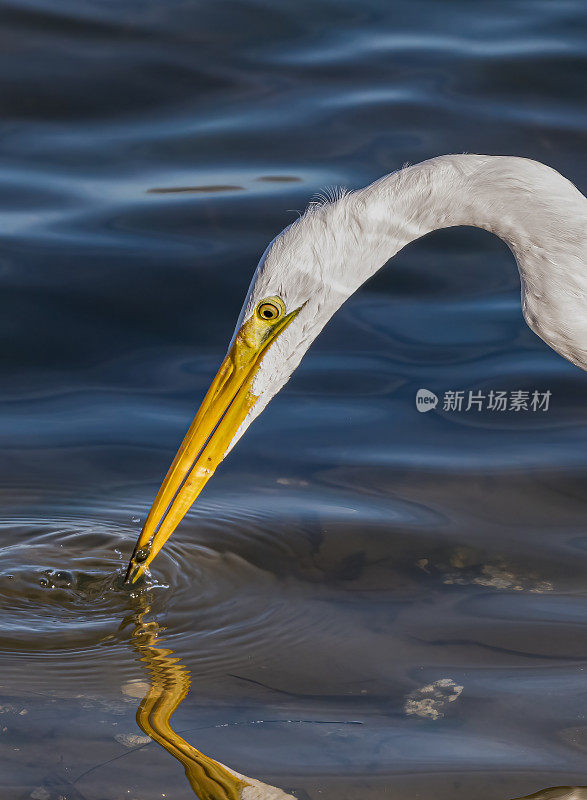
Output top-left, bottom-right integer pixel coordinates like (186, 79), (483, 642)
(54, 570), (73, 586)
(134, 548), (149, 564)
(131, 516), (141, 524)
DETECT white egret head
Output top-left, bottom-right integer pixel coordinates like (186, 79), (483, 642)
(125, 197), (363, 582)
(126, 154), (586, 581)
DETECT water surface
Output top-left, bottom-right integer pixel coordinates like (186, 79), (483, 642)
(0, 0), (586, 798)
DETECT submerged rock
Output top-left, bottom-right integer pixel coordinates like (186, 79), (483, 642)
(404, 677), (463, 719)
(115, 731), (152, 748)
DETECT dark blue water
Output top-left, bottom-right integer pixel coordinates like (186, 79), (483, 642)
(0, 1), (586, 798)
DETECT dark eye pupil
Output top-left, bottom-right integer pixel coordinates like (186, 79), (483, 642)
(261, 305), (276, 319)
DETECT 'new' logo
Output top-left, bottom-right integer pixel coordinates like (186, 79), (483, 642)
(416, 389), (438, 413)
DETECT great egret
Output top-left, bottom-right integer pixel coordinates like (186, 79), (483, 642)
(126, 154), (586, 582)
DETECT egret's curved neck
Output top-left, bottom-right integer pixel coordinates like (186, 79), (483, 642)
(346, 155), (586, 367)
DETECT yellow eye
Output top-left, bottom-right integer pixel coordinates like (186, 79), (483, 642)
(256, 298), (284, 322)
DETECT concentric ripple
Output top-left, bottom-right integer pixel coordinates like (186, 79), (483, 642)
(0, 517), (170, 652)
(134, 502), (349, 677)
(0, 499), (347, 694)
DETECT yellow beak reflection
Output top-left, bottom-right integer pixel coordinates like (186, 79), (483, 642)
(131, 604), (295, 799)
(125, 297), (299, 584)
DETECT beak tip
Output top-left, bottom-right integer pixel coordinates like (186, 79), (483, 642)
(124, 542), (152, 585)
(124, 308), (291, 578)
(124, 561), (143, 586)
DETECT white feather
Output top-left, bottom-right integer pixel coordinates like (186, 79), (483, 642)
(228, 154), (587, 452)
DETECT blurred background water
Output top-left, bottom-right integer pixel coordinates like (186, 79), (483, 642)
(0, 0), (586, 798)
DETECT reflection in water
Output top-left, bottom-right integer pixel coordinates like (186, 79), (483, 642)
(513, 790), (587, 800)
(147, 185), (245, 194)
(129, 598), (586, 800)
(130, 604), (294, 800)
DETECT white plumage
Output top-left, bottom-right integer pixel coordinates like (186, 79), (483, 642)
(125, 156), (587, 797)
(228, 154), (586, 453)
(126, 154), (587, 584)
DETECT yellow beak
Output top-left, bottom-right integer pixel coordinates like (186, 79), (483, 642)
(125, 298), (299, 584)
